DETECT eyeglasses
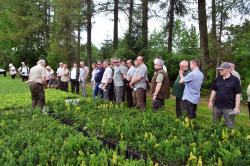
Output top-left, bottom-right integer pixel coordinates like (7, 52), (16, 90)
(97, 64), (101, 65)
(114, 62), (119, 64)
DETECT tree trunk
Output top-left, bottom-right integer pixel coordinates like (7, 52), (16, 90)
(113, 0), (119, 52)
(77, 18), (81, 64)
(198, 0), (209, 79)
(142, 0), (148, 49)
(128, 0), (134, 38)
(211, 0), (216, 40)
(87, 0), (92, 67)
(167, 0), (175, 54)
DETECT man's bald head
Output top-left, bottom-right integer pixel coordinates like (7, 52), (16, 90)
(136, 56), (144, 65)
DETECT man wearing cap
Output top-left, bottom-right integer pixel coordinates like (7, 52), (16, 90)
(208, 62), (241, 128)
(150, 58), (170, 111)
(18, 62), (29, 81)
(28, 59), (47, 109)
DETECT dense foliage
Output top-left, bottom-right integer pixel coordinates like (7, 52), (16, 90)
(46, 99), (250, 165)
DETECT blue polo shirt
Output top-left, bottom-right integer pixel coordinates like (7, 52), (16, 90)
(212, 75), (241, 109)
(182, 68), (204, 104)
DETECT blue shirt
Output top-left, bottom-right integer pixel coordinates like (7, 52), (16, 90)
(182, 68), (204, 104)
(94, 67), (105, 83)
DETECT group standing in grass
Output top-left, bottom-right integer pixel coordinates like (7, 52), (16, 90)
(7, 56), (250, 128)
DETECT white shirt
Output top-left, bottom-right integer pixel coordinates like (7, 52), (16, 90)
(91, 69), (97, 82)
(9, 66), (16, 75)
(56, 67), (63, 77)
(18, 66), (29, 76)
(101, 67), (113, 84)
(70, 68), (77, 80)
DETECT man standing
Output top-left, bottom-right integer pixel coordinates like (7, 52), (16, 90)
(61, 64), (69, 92)
(125, 59), (136, 107)
(230, 63), (241, 84)
(179, 59), (204, 119)
(18, 62), (29, 81)
(113, 58), (126, 103)
(70, 63), (80, 94)
(56, 62), (64, 90)
(100, 60), (113, 100)
(28, 59), (47, 109)
(94, 61), (105, 98)
(208, 62), (241, 128)
(151, 59), (170, 111)
(129, 56), (148, 111)
(172, 60), (190, 117)
(79, 61), (89, 97)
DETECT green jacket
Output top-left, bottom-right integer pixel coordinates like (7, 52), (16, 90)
(172, 70), (190, 98)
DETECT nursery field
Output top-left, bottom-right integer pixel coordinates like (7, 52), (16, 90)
(0, 77), (250, 165)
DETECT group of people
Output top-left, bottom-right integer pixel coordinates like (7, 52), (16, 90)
(8, 62), (30, 81)
(8, 56), (250, 129)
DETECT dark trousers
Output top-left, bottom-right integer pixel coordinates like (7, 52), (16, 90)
(58, 76), (63, 90)
(126, 86), (134, 107)
(176, 97), (183, 118)
(11, 74), (16, 79)
(248, 102), (250, 117)
(94, 82), (103, 98)
(135, 88), (146, 111)
(153, 99), (164, 111)
(109, 81), (115, 101)
(180, 100), (197, 119)
(71, 79), (79, 94)
(30, 82), (45, 109)
(21, 75), (29, 82)
(61, 82), (68, 92)
(103, 83), (112, 100)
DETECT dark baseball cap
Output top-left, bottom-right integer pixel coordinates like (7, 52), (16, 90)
(216, 62), (231, 70)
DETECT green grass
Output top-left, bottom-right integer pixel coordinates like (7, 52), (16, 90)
(0, 76), (249, 128)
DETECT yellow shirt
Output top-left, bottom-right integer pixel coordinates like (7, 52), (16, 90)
(29, 64), (46, 84)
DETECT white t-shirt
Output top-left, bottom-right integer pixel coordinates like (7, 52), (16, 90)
(70, 68), (77, 80)
(56, 67), (63, 77)
(101, 67), (113, 84)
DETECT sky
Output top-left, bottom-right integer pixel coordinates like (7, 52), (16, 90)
(80, 1), (250, 48)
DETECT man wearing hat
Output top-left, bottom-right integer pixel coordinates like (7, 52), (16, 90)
(208, 62), (241, 128)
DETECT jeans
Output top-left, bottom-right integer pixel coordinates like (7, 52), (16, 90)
(80, 80), (87, 97)
(114, 86), (124, 103)
(94, 82), (103, 98)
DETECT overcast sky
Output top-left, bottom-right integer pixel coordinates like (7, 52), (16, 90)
(80, 1), (250, 48)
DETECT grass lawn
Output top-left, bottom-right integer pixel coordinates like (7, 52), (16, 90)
(0, 75), (249, 129)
